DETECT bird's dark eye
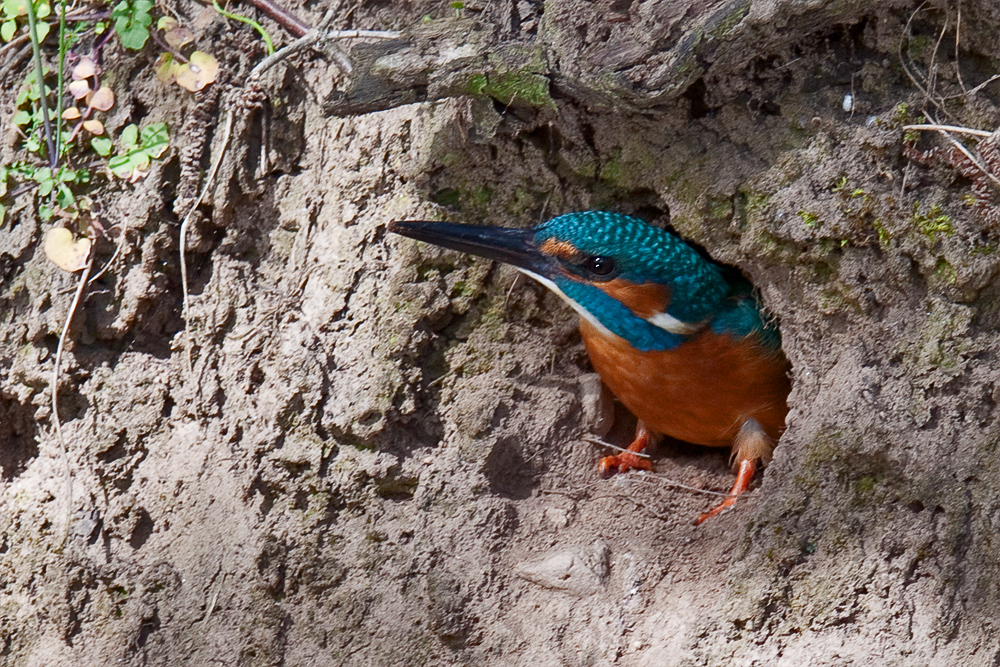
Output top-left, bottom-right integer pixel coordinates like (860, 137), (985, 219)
(585, 256), (617, 277)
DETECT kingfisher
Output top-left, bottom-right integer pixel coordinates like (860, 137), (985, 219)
(389, 211), (790, 523)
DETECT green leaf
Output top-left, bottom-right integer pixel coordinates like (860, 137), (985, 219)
(91, 136), (112, 156)
(35, 1), (49, 18)
(56, 183), (74, 208)
(1, 20), (17, 41)
(37, 179), (52, 196)
(0, 203), (6, 227)
(25, 136), (39, 152)
(107, 121), (171, 180)
(107, 153), (133, 178)
(109, 0), (128, 18)
(33, 167), (50, 183)
(119, 123), (138, 149)
(38, 204), (52, 220)
(3, 0), (26, 17)
(117, 23), (148, 49)
(35, 19), (47, 40)
(11, 109), (30, 125)
(134, 3), (152, 24)
(112, 0), (152, 49)
(140, 122), (169, 157)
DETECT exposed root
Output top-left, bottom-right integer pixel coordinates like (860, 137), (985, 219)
(51, 251), (95, 551)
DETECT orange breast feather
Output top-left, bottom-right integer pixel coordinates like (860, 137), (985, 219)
(579, 318), (790, 448)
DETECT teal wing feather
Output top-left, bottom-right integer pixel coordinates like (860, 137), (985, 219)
(711, 279), (781, 350)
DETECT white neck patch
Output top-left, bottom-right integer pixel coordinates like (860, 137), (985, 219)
(645, 311), (703, 335)
(518, 269), (616, 339)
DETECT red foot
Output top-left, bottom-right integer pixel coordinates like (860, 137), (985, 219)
(694, 459), (757, 525)
(598, 427), (653, 478)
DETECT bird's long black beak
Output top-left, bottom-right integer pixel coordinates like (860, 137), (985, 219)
(388, 220), (556, 277)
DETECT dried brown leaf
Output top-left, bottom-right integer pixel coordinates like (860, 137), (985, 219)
(175, 51), (218, 92)
(154, 52), (179, 85)
(164, 26), (194, 48)
(72, 57), (97, 80)
(89, 86), (115, 112)
(68, 79), (91, 99)
(44, 228), (91, 272)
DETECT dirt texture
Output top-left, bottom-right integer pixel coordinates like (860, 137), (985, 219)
(3, 0), (1000, 665)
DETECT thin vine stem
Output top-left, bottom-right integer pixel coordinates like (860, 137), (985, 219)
(55, 0), (68, 163)
(212, 0), (273, 54)
(24, 0), (56, 166)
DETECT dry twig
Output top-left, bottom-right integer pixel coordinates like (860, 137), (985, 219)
(51, 250), (95, 550)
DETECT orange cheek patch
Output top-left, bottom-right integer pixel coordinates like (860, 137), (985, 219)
(598, 279), (671, 318)
(540, 238), (579, 259)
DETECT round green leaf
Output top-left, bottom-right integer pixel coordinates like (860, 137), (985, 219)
(1, 20), (17, 42)
(56, 183), (74, 208)
(118, 25), (148, 50)
(108, 154), (133, 178)
(91, 136), (112, 156)
(4, 0), (26, 17)
(130, 152), (150, 171)
(140, 122), (169, 158)
(119, 123), (138, 149)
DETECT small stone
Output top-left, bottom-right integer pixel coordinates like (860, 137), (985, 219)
(515, 541), (610, 596)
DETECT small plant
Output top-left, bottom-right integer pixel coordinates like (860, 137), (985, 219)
(105, 122), (170, 182)
(152, 17), (219, 91)
(1, 0), (172, 231)
(912, 201), (954, 240)
(831, 175), (875, 222)
(110, 0), (153, 50)
(797, 210), (821, 228)
(872, 220), (890, 247)
(0, 0), (51, 43)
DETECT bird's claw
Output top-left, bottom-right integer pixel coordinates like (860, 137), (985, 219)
(598, 451), (652, 478)
(693, 458), (757, 525)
